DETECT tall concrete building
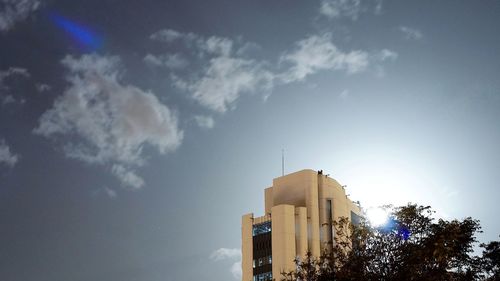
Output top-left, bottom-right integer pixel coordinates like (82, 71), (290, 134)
(241, 169), (362, 281)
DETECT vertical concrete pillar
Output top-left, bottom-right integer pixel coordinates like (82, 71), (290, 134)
(264, 187), (273, 215)
(295, 207), (308, 259)
(271, 205), (296, 280)
(242, 213), (253, 281)
(306, 174), (321, 257)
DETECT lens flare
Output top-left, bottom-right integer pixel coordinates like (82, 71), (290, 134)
(367, 207), (389, 227)
(50, 13), (102, 51)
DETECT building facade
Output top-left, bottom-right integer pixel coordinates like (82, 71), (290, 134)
(241, 169), (362, 281)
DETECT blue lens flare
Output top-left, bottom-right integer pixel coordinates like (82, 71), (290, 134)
(398, 226), (411, 241)
(50, 13), (103, 51)
(375, 217), (411, 241)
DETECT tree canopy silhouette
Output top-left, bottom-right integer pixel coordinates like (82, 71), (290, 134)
(281, 204), (500, 281)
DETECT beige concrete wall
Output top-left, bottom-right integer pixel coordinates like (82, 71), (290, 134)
(295, 207), (308, 259)
(271, 170), (321, 257)
(271, 205), (296, 280)
(264, 187), (273, 215)
(241, 213), (253, 281)
(305, 174), (321, 257)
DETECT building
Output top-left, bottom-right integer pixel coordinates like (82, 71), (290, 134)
(241, 169), (362, 281)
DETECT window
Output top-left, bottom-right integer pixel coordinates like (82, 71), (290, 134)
(253, 255), (272, 268)
(253, 221), (271, 236)
(327, 199), (333, 243)
(253, 272), (272, 281)
(351, 211), (362, 226)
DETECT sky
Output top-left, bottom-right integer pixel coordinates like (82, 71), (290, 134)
(1, 0), (500, 280)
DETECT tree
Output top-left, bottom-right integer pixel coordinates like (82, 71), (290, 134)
(282, 204), (498, 281)
(481, 238), (500, 280)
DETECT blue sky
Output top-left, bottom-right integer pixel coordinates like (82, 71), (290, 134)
(1, 1), (500, 280)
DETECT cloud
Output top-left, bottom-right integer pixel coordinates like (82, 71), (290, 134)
(151, 29), (274, 113)
(279, 33), (369, 83)
(112, 164), (145, 189)
(149, 29), (393, 115)
(194, 115), (214, 129)
(210, 248), (241, 261)
(0, 139), (19, 167)
(150, 28), (189, 43)
(339, 89), (349, 99)
(174, 56), (274, 112)
(320, 0), (362, 20)
(230, 260), (242, 280)
(210, 248), (242, 280)
(0, 0), (41, 32)
(143, 53), (189, 69)
(399, 26), (423, 40)
(34, 54), (183, 188)
(103, 186), (117, 198)
(377, 49), (398, 61)
(0, 66), (30, 105)
(36, 83), (51, 92)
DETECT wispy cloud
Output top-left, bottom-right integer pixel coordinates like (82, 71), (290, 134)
(399, 26), (423, 40)
(210, 248), (242, 280)
(279, 33), (369, 83)
(319, 0), (383, 20)
(320, 0), (362, 20)
(210, 248), (241, 261)
(143, 53), (189, 69)
(194, 115), (215, 129)
(339, 89), (349, 99)
(231, 261), (242, 280)
(377, 49), (398, 61)
(0, 66), (30, 105)
(151, 29), (274, 113)
(0, 0), (41, 32)
(36, 83), (51, 92)
(0, 139), (19, 167)
(34, 54), (183, 189)
(150, 28), (190, 43)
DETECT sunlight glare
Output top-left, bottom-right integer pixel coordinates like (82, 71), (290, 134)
(367, 207), (389, 227)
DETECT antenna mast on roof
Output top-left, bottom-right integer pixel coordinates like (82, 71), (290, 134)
(281, 148), (285, 176)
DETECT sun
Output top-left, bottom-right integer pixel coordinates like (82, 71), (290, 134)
(366, 207), (389, 227)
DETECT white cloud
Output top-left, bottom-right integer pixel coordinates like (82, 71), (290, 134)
(103, 186), (117, 198)
(153, 30), (274, 113)
(210, 248), (241, 261)
(320, 0), (362, 20)
(339, 89), (349, 99)
(176, 56), (274, 112)
(399, 26), (423, 40)
(230, 261), (242, 280)
(378, 49), (398, 61)
(143, 53), (188, 69)
(210, 248), (242, 280)
(280, 33), (369, 83)
(150, 29), (392, 115)
(0, 0), (41, 32)
(0, 66), (30, 105)
(194, 115), (214, 129)
(204, 36), (233, 57)
(34, 54), (183, 188)
(0, 139), (19, 167)
(0, 67), (30, 78)
(112, 164), (145, 189)
(36, 83), (51, 92)
(150, 28), (186, 43)
(374, 0), (384, 14)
